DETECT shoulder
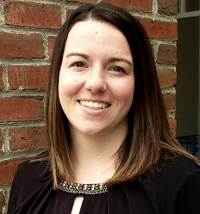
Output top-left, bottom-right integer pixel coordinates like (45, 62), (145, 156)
(161, 155), (199, 179)
(142, 155), (200, 214)
(16, 150), (50, 178)
(166, 156), (200, 213)
(173, 163), (200, 213)
(163, 155), (199, 173)
(8, 160), (53, 213)
(12, 160), (52, 197)
(16, 160), (50, 178)
(16, 160), (51, 181)
(144, 155), (199, 184)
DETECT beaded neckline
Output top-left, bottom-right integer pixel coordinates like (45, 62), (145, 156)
(59, 181), (108, 195)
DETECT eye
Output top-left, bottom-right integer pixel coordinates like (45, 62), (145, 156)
(111, 66), (125, 73)
(72, 62), (85, 67)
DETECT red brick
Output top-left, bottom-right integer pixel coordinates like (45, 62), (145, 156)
(66, 8), (74, 19)
(168, 117), (176, 135)
(138, 18), (177, 40)
(0, 192), (5, 214)
(0, 65), (3, 90)
(0, 32), (44, 59)
(4, 1), (62, 29)
(157, 69), (177, 88)
(9, 126), (47, 151)
(163, 93), (176, 112)
(48, 36), (56, 59)
(158, 0), (177, 16)
(8, 65), (50, 90)
(66, 0), (97, 3)
(102, 0), (152, 11)
(0, 98), (44, 122)
(157, 44), (177, 65)
(0, 130), (3, 155)
(0, 158), (28, 185)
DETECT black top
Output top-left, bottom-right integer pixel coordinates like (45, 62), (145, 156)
(8, 156), (200, 214)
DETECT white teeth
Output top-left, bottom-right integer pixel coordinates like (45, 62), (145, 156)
(94, 102), (99, 108)
(89, 101), (93, 108)
(80, 101), (109, 109)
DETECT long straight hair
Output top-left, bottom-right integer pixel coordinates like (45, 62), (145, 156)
(42, 3), (197, 188)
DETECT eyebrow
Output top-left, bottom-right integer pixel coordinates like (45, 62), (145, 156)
(108, 57), (133, 66)
(65, 52), (89, 59)
(65, 52), (133, 66)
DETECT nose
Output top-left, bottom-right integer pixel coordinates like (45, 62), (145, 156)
(85, 66), (107, 93)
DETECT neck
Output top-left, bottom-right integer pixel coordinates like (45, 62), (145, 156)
(70, 127), (127, 184)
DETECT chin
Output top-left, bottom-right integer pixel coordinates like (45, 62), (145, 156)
(74, 124), (109, 137)
(80, 129), (105, 136)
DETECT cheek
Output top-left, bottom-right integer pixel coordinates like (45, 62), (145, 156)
(121, 87), (134, 105)
(113, 80), (135, 105)
(58, 70), (80, 95)
(58, 75), (78, 105)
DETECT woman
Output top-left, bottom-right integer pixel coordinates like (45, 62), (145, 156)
(8, 3), (200, 214)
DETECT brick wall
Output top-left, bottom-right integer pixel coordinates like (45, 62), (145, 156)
(0, 0), (177, 213)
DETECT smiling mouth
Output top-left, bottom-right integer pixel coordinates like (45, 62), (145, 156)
(79, 101), (110, 109)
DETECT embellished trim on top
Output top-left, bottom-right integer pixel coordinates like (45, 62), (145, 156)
(59, 181), (108, 195)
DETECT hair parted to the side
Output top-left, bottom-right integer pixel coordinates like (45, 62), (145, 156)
(39, 2), (197, 189)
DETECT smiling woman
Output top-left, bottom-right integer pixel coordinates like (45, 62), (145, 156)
(7, 2), (200, 214)
(58, 20), (134, 139)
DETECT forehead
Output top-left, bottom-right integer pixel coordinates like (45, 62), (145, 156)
(64, 20), (132, 59)
(68, 20), (118, 37)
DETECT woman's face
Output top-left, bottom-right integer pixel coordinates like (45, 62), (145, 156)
(58, 20), (135, 137)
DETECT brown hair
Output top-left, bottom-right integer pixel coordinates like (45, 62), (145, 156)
(41, 3), (197, 188)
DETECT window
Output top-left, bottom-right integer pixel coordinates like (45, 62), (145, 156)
(176, 0), (200, 157)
